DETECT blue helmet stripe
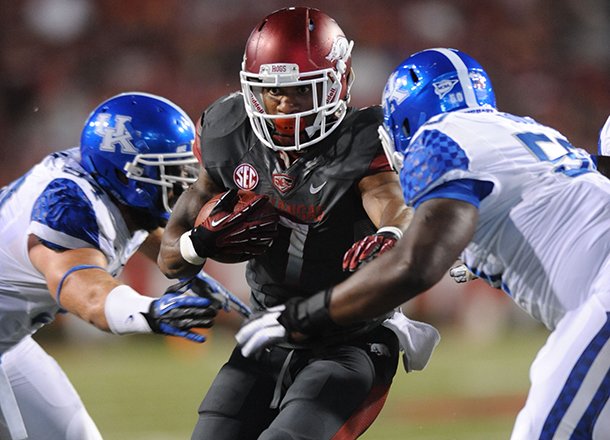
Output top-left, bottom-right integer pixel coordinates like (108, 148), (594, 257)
(432, 48), (479, 108)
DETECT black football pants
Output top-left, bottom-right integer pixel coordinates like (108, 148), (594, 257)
(191, 326), (399, 440)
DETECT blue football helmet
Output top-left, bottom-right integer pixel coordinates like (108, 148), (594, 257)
(379, 48), (496, 170)
(80, 92), (198, 221)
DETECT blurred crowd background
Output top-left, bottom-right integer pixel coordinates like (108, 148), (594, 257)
(2, 0), (609, 338)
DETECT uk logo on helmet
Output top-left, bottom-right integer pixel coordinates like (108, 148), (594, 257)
(385, 71), (410, 106)
(93, 114), (138, 154)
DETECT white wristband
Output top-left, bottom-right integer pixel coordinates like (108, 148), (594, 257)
(180, 231), (206, 266)
(377, 226), (403, 239)
(104, 285), (155, 335)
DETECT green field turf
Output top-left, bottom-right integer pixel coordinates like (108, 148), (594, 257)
(38, 323), (549, 440)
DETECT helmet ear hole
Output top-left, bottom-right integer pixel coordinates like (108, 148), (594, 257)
(115, 169), (129, 185)
(402, 119), (411, 139)
(409, 69), (419, 83)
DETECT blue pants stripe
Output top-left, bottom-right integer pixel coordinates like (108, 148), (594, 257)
(540, 312), (610, 439)
(570, 366), (610, 440)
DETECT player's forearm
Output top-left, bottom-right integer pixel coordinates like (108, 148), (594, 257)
(137, 228), (163, 262)
(331, 198), (478, 325)
(158, 183), (209, 278)
(359, 172), (411, 229)
(330, 241), (432, 324)
(58, 272), (122, 331)
(379, 200), (412, 230)
(157, 227), (201, 279)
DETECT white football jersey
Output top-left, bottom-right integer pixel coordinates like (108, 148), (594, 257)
(400, 108), (610, 330)
(0, 148), (148, 352)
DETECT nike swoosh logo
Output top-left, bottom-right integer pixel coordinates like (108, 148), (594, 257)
(159, 299), (178, 312)
(309, 181), (327, 194)
(210, 214), (232, 227)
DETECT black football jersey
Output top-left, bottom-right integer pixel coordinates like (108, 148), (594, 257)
(198, 92), (391, 308)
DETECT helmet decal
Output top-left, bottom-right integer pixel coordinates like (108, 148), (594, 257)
(433, 79), (459, 100)
(80, 92), (198, 221)
(380, 48), (496, 172)
(326, 35), (350, 65)
(384, 71), (410, 106)
(95, 114), (138, 154)
(433, 47), (479, 107)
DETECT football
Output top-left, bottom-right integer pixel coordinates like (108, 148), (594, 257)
(195, 189), (279, 263)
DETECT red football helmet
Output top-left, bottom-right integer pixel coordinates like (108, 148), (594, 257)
(240, 7), (354, 151)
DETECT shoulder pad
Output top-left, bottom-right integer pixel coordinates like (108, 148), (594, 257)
(201, 92), (248, 139)
(400, 129), (470, 203)
(30, 178), (100, 249)
(344, 105), (383, 127)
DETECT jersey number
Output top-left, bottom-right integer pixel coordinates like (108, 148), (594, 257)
(515, 132), (593, 177)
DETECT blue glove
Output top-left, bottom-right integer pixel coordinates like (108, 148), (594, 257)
(194, 271), (252, 317)
(144, 293), (218, 343)
(167, 271), (252, 318)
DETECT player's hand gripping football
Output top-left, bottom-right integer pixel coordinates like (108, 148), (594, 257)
(180, 189), (279, 265)
(342, 226), (402, 272)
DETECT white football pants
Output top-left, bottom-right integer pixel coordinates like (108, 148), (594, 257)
(0, 336), (102, 440)
(511, 288), (610, 439)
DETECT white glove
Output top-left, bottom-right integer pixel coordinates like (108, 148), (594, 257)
(449, 263), (478, 283)
(235, 305), (287, 357)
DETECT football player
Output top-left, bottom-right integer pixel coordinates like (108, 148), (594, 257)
(0, 93), (222, 440)
(159, 7), (439, 440)
(236, 49), (610, 439)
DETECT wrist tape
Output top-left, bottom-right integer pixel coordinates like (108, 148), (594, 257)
(104, 285), (155, 334)
(180, 230), (206, 266)
(377, 225), (403, 239)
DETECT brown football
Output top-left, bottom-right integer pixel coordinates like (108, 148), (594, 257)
(195, 190), (279, 263)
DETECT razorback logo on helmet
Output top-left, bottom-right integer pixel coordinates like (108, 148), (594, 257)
(233, 163), (259, 190)
(272, 174), (294, 193)
(325, 36), (350, 64)
(94, 114), (138, 154)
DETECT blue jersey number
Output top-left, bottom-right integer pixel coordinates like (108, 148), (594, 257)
(515, 132), (594, 177)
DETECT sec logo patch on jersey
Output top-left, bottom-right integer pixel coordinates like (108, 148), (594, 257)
(233, 163), (259, 190)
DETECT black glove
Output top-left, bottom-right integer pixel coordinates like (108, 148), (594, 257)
(143, 291), (219, 343)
